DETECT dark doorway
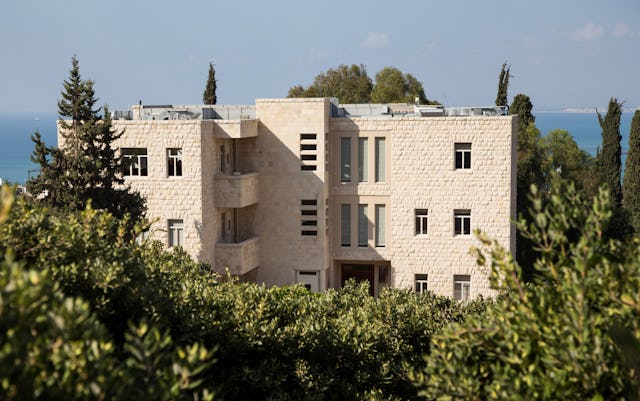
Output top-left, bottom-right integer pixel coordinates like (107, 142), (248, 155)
(341, 264), (374, 296)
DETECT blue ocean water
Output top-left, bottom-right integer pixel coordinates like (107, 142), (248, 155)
(0, 111), (636, 184)
(535, 111), (634, 156)
(0, 112), (58, 184)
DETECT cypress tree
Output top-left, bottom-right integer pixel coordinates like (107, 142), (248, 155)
(596, 98), (630, 238)
(28, 56), (146, 221)
(623, 110), (640, 232)
(596, 98), (623, 208)
(510, 94), (535, 130)
(495, 62), (511, 107)
(203, 62), (217, 105)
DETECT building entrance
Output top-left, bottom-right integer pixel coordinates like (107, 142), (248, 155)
(341, 264), (374, 296)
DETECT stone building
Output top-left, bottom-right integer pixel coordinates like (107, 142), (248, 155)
(96, 98), (516, 299)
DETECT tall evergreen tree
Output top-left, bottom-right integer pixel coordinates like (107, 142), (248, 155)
(28, 56), (146, 221)
(495, 62), (511, 107)
(623, 110), (640, 233)
(596, 98), (629, 238)
(203, 62), (217, 105)
(596, 98), (624, 207)
(510, 93), (535, 130)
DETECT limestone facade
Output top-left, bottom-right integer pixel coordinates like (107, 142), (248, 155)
(61, 99), (516, 299)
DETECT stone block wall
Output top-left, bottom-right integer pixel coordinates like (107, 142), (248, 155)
(329, 115), (516, 298)
(253, 98), (331, 288)
(110, 120), (207, 261)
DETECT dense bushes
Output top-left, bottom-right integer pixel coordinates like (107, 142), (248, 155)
(412, 181), (640, 400)
(0, 186), (487, 400)
(3, 179), (640, 400)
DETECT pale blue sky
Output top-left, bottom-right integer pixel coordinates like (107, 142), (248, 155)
(1, 0), (639, 113)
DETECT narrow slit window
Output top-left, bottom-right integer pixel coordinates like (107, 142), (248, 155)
(375, 204), (386, 247)
(358, 137), (368, 182)
(341, 137), (351, 183)
(341, 204), (351, 246)
(375, 137), (386, 182)
(358, 204), (368, 247)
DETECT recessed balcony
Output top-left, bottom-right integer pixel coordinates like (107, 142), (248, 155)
(215, 236), (260, 276)
(214, 172), (259, 208)
(214, 119), (258, 139)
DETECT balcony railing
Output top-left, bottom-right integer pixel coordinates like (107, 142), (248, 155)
(215, 236), (260, 276)
(214, 172), (259, 208)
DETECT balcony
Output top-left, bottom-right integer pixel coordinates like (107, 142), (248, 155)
(213, 119), (258, 139)
(215, 237), (260, 275)
(214, 172), (259, 208)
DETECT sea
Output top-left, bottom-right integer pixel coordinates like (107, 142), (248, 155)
(0, 110), (636, 185)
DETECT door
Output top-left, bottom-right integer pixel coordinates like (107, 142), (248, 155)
(296, 271), (319, 292)
(341, 264), (374, 296)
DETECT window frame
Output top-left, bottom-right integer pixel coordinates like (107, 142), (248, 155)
(415, 274), (428, 293)
(453, 275), (471, 300)
(167, 148), (183, 177)
(168, 219), (184, 248)
(341, 137), (351, 183)
(454, 210), (471, 236)
(358, 137), (368, 182)
(341, 203), (351, 246)
(375, 137), (386, 182)
(375, 204), (386, 247)
(122, 148), (148, 177)
(415, 209), (428, 235)
(454, 143), (472, 170)
(357, 204), (368, 247)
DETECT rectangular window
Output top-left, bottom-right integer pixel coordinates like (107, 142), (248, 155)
(341, 204), (351, 246)
(415, 274), (428, 293)
(167, 148), (183, 176)
(454, 275), (471, 300)
(122, 148), (148, 176)
(301, 199), (318, 236)
(454, 210), (471, 236)
(341, 137), (351, 182)
(219, 145), (226, 173)
(168, 219), (184, 247)
(358, 137), (368, 182)
(358, 204), (368, 247)
(375, 137), (386, 182)
(415, 209), (428, 235)
(455, 143), (471, 169)
(300, 133), (317, 171)
(375, 204), (385, 247)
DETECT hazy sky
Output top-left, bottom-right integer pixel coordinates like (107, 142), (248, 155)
(1, 0), (639, 113)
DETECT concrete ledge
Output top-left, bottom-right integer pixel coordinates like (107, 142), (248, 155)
(214, 172), (259, 208)
(215, 237), (260, 275)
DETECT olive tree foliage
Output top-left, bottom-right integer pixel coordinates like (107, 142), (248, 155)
(412, 180), (640, 400)
(288, 64), (439, 105)
(27, 56), (146, 221)
(0, 186), (216, 401)
(370, 67), (438, 105)
(623, 110), (640, 233)
(0, 185), (490, 401)
(287, 64), (373, 103)
(541, 129), (596, 194)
